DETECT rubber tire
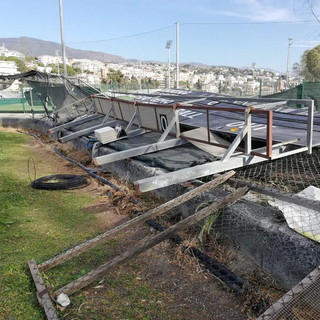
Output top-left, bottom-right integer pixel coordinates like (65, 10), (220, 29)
(31, 174), (88, 190)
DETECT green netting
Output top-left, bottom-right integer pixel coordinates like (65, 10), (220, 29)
(263, 82), (320, 110)
(0, 98), (26, 106)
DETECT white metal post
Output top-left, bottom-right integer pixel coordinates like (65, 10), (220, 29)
(59, 0), (67, 77)
(168, 46), (171, 89)
(166, 40), (172, 89)
(286, 38), (293, 90)
(175, 22), (180, 89)
(307, 100), (314, 154)
(245, 108), (252, 155)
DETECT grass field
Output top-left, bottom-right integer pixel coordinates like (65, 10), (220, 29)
(0, 131), (101, 319)
(0, 130), (172, 320)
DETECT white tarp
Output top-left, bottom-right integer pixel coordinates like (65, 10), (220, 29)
(181, 127), (230, 158)
(269, 186), (320, 242)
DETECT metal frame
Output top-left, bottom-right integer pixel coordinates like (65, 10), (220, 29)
(58, 101), (145, 143)
(257, 266), (320, 319)
(48, 113), (103, 134)
(94, 108), (184, 166)
(59, 116), (117, 143)
(75, 95), (315, 192)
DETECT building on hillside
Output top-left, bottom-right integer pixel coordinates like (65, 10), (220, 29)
(0, 61), (20, 95)
(0, 60), (19, 75)
(71, 59), (105, 73)
(0, 45), (25, 59)
(37, 55), (63, 66)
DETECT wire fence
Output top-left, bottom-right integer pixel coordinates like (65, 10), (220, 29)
(230, 149), (320, 319)
(258, 266), (320, 320)
(27, 147), (320, 319)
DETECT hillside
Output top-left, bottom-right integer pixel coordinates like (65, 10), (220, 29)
(0, 36), (125, 63)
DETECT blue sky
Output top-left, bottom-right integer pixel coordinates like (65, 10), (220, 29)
(2, 0), (320, 72)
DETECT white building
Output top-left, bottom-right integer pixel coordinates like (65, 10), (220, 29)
(0, 45), (25, 59)
(38, 55), (63, 66)
(0, 60), (19, 75)
(71, 59), (104, 73)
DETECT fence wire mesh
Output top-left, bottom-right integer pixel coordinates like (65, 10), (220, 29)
(236, 148), (320, 193)
(28, 147), (320, 320)
(229, 148), (320, 319)
(257, 266), (320, 320)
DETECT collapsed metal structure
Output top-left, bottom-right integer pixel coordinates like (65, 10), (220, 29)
(0, 70), (99, 122)
(50, 89), (319, 192)
(2, 73), (319, 319)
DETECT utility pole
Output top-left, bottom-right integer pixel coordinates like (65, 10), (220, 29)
(59, 0), (67, 77)
(286, 37), (293, 90)
(55, 50), (60, 75)
(166, 40), (172, 89)
(252, 62), (256, 80)
(175, 22), (180, 89)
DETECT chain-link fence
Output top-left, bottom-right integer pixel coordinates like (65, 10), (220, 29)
(228, 149), (320, 318)
(258, 266), (320, 320)
(27, 148), (320, 319)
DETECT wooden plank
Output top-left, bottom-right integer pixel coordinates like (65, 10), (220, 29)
(54, 186), (248, 297)
(28, 259), (59, 320)
(38, 170), (235, 272)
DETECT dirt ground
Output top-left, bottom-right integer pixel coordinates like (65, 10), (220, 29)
(17, 128), (281, 320)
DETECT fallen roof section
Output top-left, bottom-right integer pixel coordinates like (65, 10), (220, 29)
(87, 93), (317, 192)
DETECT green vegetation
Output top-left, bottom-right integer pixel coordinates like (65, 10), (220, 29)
(295, 45), (320, 81)
(0, 131), (99, 319)
(66, 273), (169, 320)
(0, 131), (171, 320)
(102, 68), (160, 90)
(47, 63), (82, 76)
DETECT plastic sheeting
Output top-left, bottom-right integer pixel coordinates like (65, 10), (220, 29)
(269, 186), (320, 242)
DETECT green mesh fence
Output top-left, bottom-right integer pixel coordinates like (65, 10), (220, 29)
(263, 82), (320, 110)
(0, 96), (49, 113)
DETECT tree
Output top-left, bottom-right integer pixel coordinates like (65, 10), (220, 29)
(194, 79), (203, 91)
(298, 46), (320, 81)
(104, 69), (125, 85)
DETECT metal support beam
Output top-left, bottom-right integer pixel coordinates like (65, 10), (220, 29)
(245, 108), (252, 155)
(307, 100), (314, 154)
(59, 120), (117, 143)
(94, 139), (188, 165)
(125, 109), (140, 132)
(48, 114), (102, 134)
(158, 114), (179, 143)
(220, 126), (248, 162)
(134, 144), (308, 192)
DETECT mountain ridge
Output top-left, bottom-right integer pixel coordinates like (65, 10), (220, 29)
(0, 36), (126, 63)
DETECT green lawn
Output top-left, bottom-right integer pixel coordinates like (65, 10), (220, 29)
(0, 131), (100, 319)
(0, 131), (170, 320)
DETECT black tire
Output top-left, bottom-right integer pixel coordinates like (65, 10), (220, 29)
(31, 174), (88, 190)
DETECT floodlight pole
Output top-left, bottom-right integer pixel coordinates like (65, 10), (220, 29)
(166, 40), (172, 89)
(168, 45), (171, 89)
(286, 37), (293, 90)
(59, 0), (67, 77)
(175, 22), (180, 89)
